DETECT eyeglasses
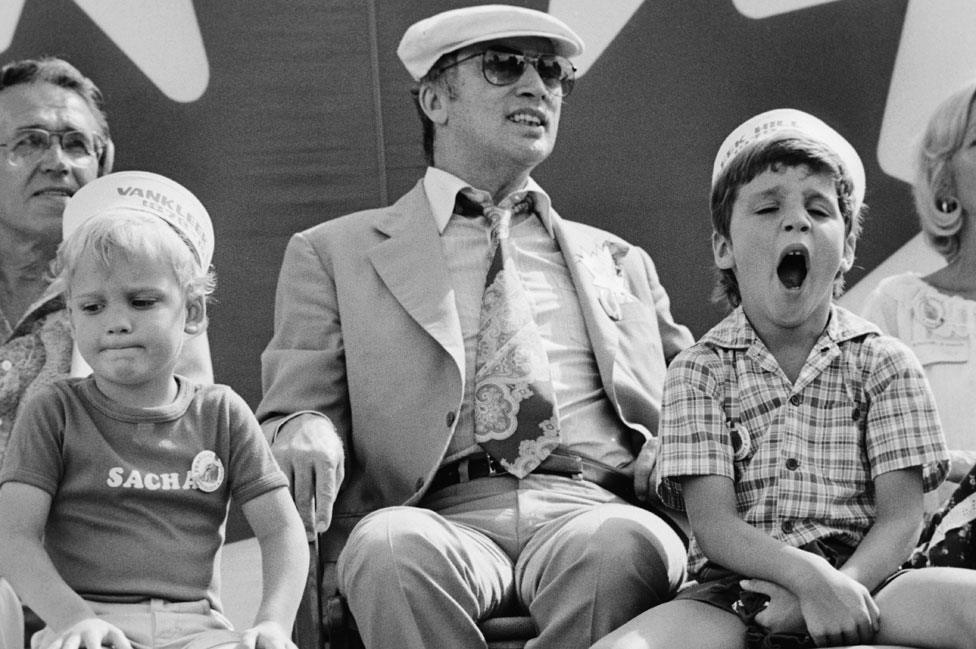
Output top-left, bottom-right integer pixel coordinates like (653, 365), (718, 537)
(440, 48), (576, 97)
(0, 128), (103, 168)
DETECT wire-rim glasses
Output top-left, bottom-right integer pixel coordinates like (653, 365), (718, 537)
(0, 128), (104, 168)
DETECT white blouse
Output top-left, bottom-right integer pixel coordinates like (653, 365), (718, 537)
(863, 272), (976, 452)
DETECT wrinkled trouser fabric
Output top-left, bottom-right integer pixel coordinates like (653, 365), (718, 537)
(338, 473), (687, 649)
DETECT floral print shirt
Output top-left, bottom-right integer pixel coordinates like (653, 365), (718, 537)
(0, 295), (73, 469)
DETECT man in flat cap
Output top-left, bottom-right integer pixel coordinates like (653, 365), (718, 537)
(257, 5), (692, 648)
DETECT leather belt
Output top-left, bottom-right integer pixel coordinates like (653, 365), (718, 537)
(429, 449), (687, 546)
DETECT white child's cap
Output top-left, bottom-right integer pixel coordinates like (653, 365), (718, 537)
(711, 108), (866, 212)
(63, 171), (214, 270)
(397, 4), (584, 81)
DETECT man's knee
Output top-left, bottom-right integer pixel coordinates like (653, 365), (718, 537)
(337, 506), (468, 594)
(580, 506), (686, 583)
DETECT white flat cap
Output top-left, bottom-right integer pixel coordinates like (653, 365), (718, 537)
(397, 4), (584, 81)
(63, 171), (214, 270)
(712, 108), (865, 212)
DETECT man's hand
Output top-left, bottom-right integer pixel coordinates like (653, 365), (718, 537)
(633, 435), (660, 502)
(271, 414), (345, 537)
(42, 617), (132, 649)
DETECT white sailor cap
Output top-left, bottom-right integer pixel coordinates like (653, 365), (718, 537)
(397, 4), (584, 81)
(63, 171), (214, 269)
(712, 108), (865, 212)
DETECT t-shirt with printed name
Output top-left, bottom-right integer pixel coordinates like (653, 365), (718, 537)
(0, 375), (287, 611)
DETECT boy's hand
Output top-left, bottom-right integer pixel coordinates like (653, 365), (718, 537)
(239, 620), (297, 649)
(793, 568), (880, 646)
(739, 579), (805, 632)
(42, 618), (132, 649)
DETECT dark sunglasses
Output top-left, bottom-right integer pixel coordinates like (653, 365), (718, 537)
(439, 47), (576, 97)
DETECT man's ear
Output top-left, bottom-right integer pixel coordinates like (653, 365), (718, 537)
(418, 82), (449, 126)
(712, 231), (735, 270)
(184, 295), (207, 336)
(98, 138), (115, 176)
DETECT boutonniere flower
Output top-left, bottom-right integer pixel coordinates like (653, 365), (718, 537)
(577, 241), (636, 320)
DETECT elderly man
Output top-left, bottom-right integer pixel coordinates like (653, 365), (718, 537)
(257, 5), (692, 648)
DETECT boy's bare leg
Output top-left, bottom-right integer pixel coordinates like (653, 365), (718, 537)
(869, 567), (976, 649)
(590, 599), (745, 649)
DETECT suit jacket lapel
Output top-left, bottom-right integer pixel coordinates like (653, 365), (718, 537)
(368, 183), (465, 372)
(552, 213), (619, 385)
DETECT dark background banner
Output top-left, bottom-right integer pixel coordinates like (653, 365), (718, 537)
(3, 1), (945, 406)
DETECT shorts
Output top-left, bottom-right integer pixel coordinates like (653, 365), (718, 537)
(675, 537), (909, 649)
(30, 598), (239, 649)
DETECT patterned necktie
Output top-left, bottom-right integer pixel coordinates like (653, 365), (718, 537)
(459, 188), (562, 478)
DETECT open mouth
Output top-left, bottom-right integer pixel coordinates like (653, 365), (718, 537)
(777, 249), (808, 289)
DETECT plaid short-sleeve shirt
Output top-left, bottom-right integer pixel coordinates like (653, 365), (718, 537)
(658, 305), (948, 576)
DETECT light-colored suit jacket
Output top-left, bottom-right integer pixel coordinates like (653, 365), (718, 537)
(257, 180), (693, 539)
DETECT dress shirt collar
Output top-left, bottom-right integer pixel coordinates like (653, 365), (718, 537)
(423, 166), (554, 237)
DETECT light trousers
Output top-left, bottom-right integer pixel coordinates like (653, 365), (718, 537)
(337, 473), (687, 649)
(30, 598), (239, 649)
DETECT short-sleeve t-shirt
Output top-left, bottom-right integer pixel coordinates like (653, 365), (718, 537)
(0, 375), (288, 610)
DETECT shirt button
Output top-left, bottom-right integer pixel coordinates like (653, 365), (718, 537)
(781, 520), (794, 534)
(0, 360), (10, 372)
(789, 394), (802, 406)
(446, 411), (456, 427)
(785, 458), (800, 471)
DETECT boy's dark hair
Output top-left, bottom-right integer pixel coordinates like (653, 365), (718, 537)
(709, 137), (865, 308)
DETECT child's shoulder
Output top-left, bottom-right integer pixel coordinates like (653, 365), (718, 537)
(25, 375), (89, 406)
(181, 378), (247, 405)
(179, 378), (256, 421)
(666, 311), (746, 387)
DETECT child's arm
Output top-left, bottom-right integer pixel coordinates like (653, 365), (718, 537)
(838, 467), (923, 588)
(683, 474), (880, 647)
(239, 486), (308, 648)
(0, 483), (132, 649)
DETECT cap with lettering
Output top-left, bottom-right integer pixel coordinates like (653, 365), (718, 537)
(397, 4), (584, 81)
(63, 171), (214, 269)
(712, 108), (865, 212)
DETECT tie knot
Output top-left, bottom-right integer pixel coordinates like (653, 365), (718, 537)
(455, 190), (534, 244)
(484, 204), (512, 242)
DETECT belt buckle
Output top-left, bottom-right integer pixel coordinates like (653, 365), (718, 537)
(484, 454), (504, 476)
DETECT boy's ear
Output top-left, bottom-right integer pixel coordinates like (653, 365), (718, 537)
(712, 231), (735, 270)
(184, 295), (207, 336)
(418, 83), (448, 126)
(839, 231), (857, 274)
